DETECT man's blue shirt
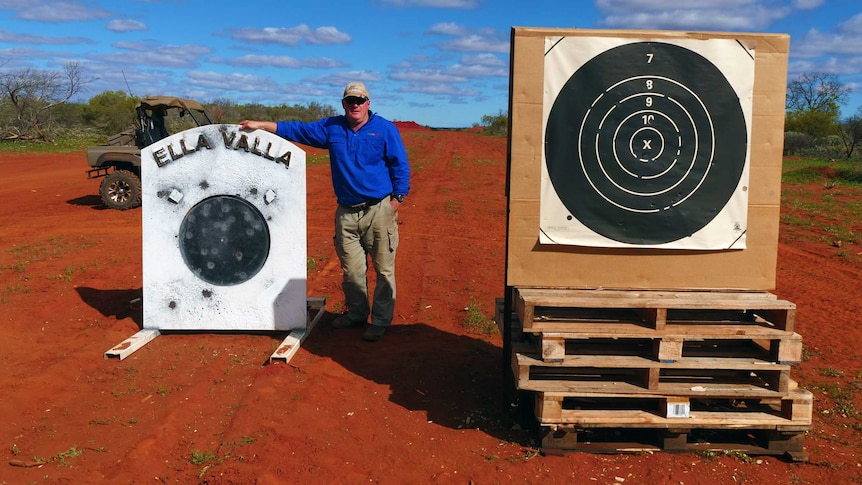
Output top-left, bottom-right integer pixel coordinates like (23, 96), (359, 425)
(276, 112), (411, 206)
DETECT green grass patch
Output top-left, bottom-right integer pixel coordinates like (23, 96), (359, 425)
(462, 298), (498, 336)
(443, 199), (461, 214)
(782, 158), (862, 186)
(0, 133), (101, 153)
(306, 153), (330, 165)
(780, 158), (862, 255)
(189, 448), (217, 466)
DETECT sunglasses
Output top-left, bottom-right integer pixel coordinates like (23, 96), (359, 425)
(344, 96), (368, 105)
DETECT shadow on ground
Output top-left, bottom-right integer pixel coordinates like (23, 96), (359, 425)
(66, 194), (112, 209)
(76, 286), (143, 326)
(302, 316), (531, 444)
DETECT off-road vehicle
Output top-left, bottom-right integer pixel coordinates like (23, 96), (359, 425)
(86, 96), (212, 210)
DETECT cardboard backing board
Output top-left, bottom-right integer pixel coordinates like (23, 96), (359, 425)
(506, 27), (789, 290)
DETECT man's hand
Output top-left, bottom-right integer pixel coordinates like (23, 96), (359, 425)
(239, 120), (276, 133)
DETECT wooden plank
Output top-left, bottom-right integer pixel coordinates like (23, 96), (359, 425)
(524, 327), (802, 364)
(535, 392), (564, 422)
(757, 308), (796, 332)
(517, 351), (790, 371)
(269, 297), (326, 364)
(104, 328), (160, 360)
(658, 337), (684, 362)
(527, 320), (797, 337)
(533, 390), (813, 427)
(515, 287), (796, 332)
(782, 390), (814, 421)
(540, 335), (566, 362)
(517, 287), (781, 302)
(540, 426), (809, 458)
(523, 381), (785, 398)
(547, 409), (786, 427)
(530, 371), (787, 396)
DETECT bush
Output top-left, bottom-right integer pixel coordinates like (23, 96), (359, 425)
(783, 131), (815, 155)
(478, 111), (508, 137)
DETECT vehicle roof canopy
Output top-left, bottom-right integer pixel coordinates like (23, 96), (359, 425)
(137, 96), (206, 112)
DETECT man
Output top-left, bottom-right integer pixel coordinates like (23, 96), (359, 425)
(240, 82), (410, 342)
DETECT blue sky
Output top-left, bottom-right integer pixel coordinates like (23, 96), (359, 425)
(1, 0), (860, 127)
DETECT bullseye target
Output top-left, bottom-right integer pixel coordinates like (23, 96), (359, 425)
(540, 37), (754, 249)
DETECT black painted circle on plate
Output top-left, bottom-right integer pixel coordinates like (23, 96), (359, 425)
(545, 41), (747, 244)
(179, 195), (270, 286)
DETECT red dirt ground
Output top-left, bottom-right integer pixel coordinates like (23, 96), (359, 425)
(1, 130), (861, 484)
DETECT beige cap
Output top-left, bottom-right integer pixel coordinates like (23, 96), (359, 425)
(343, 82), (370, 100)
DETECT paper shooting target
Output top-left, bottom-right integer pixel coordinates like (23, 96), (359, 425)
(540, 37), (754, 249)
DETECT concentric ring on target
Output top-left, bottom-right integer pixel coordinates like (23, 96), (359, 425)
(545, 41), (747, 245)
(178, 195), (271, 286)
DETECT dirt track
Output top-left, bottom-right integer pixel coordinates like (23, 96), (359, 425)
(1, 131), (861, 483)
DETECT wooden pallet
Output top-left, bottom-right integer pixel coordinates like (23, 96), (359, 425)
(496, 289), (812, 459)
(514, 288), (797, 333)
(537, 331), (802, 364)
(539, 425), (810, 460)
(535, 390), (812, 429)
(496, 299), (801, 398)
(535, 390), (812, 460)
(513, 348), (794, 397)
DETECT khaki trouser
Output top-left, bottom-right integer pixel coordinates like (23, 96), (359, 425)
(334, 196), (399, 327)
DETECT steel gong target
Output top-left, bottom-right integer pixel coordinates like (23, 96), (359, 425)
(178, 195), (270, 286)
(545, 41), (748, 245)
(142, 124), (307, 331)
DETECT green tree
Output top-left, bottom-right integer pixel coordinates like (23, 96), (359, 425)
(82, 90), (138, 134)
(785, 72), (848, 139)
(478, 110), (508, 136)
(785, 108), (841, 139)
(206, 97), (240, 124)
(838, 108), (862, 159)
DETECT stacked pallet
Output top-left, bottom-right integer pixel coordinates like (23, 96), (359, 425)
(498, 288), (812, 460)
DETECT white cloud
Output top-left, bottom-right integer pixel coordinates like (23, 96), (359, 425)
(390, 68), (468, 83)
(229, 25), (351, 46)
(791, 0), (824, 9)
(92, 42), (211, 68)
(602, 7), (790, 31)
(444, 62), (507, 78)
(438, 34), (509, 53)
(221, 54), (347, 69)
(303, 71), (385, 88)
(397, 82), (480, 96)
(460, 53), (506, 67)
(597, 0), (758, 13)
(839, 13), (862, 34)
(107, 19), (147, 32)
(427, 22), (470, 36)
(0, 29), (90, 44)
(379, 0), (482, 8)
(425, 22), (508, 53)
(184, 71), (278, 93)
(595, 0), (795, 31)
(792, 29), (862, 58)
(17, 1), (112, 22)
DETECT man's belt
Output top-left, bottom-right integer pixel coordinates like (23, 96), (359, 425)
(340, 197), (384, 210)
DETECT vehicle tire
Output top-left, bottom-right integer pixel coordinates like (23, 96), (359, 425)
(100, 169), (142, 210)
